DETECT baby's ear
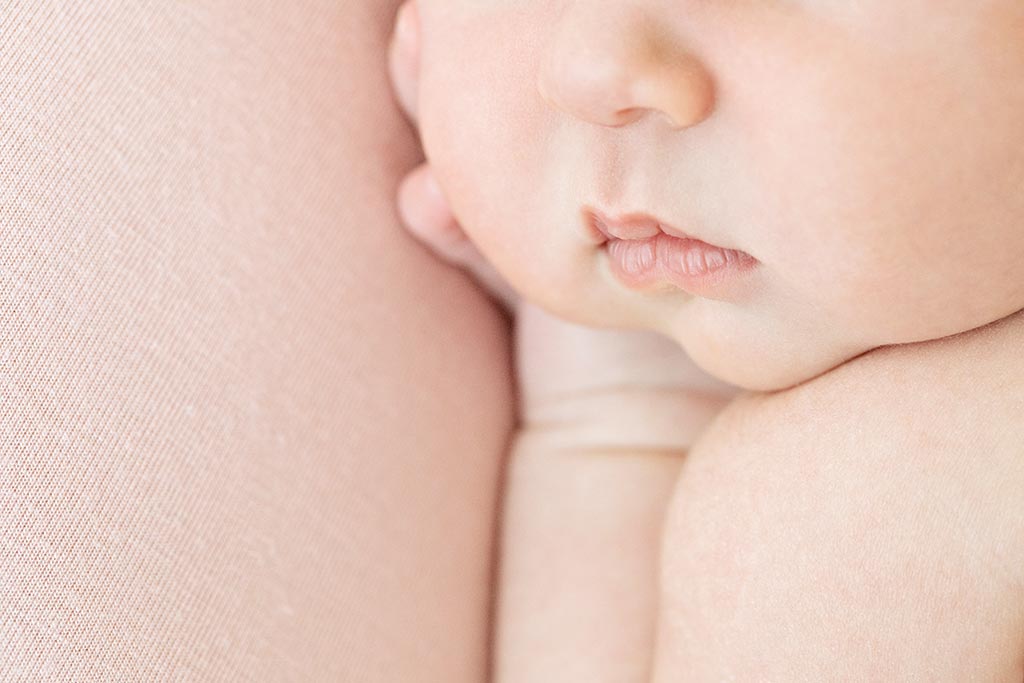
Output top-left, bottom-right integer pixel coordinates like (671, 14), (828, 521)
(387, 0), (420, 125)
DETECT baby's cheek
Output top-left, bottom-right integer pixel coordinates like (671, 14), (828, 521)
(416, 104), (536, 301)
(415, 8), (617, 318)
(415, 53), (491, 227)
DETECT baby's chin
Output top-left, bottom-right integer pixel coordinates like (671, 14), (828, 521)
(498, 251), (862, 393)
(541, 291), (858, 393)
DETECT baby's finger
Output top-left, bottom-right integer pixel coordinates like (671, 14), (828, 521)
(397, 162), (463, 253)
(387, 0), (419, 125)
(397, 164), (519, 312)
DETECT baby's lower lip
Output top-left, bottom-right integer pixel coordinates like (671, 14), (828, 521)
(603, 233), (758, 296)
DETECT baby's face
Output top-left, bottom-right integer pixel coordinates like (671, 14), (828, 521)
(415, 1), (1024, 391)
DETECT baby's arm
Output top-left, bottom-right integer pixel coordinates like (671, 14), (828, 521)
(491, 303), (733, 681)
(649, 346), (1024, 679)
(495, 431), (682, 681)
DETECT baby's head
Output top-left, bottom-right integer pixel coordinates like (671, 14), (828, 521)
(413, 1), (1024, 391)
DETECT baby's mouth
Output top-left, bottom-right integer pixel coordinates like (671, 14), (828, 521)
(583, 206), (758, 296)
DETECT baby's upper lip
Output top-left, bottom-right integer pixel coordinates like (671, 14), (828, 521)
(586, 207), (696, 243)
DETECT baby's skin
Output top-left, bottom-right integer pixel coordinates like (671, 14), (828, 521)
(389, 1), (1024, 679)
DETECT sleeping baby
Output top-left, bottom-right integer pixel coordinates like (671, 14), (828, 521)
(388, 0), (1024, 679)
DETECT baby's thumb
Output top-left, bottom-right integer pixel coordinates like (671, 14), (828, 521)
(397, 164), (519, 312)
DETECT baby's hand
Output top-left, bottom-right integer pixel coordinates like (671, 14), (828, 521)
(388, 0), (518, 315)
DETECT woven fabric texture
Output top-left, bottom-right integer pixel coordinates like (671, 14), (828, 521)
(0, 2), (514, 680)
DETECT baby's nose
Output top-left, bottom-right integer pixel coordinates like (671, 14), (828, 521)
(537, 6), (714, 131)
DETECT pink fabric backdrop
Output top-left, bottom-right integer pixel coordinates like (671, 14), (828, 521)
(0, 1), (514, 679)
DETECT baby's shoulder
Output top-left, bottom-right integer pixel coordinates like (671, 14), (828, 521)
(688, 307), (1024, 580)
(674, 314), (1024, 678)
(710, 307), (1024, 459)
